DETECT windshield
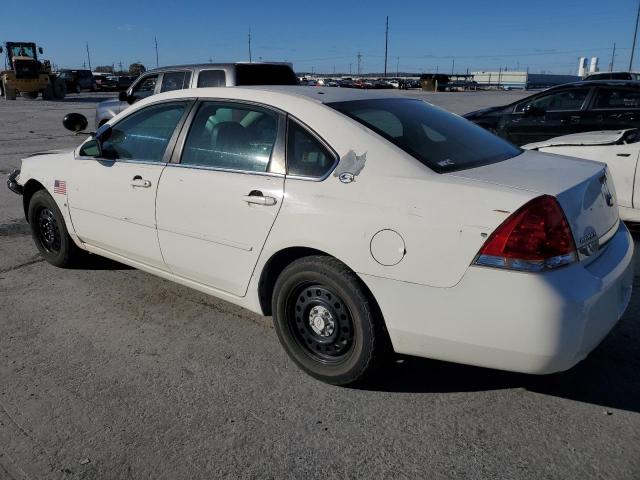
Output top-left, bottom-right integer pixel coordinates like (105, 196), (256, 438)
(10, 45), (35, 58)
(329, 98), (521, 173)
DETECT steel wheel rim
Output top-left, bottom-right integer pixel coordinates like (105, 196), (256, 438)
(287, 283), (355, 364)
(37, 207), (61, 253)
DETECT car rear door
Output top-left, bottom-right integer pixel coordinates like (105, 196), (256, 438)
(68, 100), (191, 268)
(499, 86), (592, 145)
(155, 100), (285, 296)
(581, 86), (640, 131)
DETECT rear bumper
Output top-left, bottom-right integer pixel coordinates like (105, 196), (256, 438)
(361, 222), (634, 374)
(7, 169), (23, 195)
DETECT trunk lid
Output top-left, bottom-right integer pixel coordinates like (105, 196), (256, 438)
(447, 150), (619, 251)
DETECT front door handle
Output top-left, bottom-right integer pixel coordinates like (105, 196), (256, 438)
(130, 175), (152, 188)
(242, 190), (277, 206)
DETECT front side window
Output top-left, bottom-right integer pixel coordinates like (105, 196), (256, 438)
(287, 121), (335, 177)
(592, 88), (640, 109)
(100, 102), (188, 162)
(160, 71), (190, 92)
(131, 74), (159, 98)
(515, 88), (590, 112)
(330, 98), (521, 173)
(181, 102), (278, 172)
(197, 70), (226, 87)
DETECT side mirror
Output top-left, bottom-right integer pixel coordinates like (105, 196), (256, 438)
(523, 104), (545, 117)
(118, 91), (136, 104)
(0, 47), (3, 54)
(38, 47), (44, 54)
(62, 113), (88, 132)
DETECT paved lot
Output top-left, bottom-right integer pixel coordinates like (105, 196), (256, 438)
(1, 90), (639, 480)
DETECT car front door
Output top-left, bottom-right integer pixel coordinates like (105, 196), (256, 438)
(499, 87), (591, 145)
(155, 101), (285, 296)
(68, 100), (191, 268)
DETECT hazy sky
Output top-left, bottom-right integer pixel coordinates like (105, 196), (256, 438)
(2, 0), (639, 74)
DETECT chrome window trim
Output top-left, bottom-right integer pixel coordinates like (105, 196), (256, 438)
(170, 98), (287, 175)
(165, 162), (285, 178)
(284, 115), (339, 182)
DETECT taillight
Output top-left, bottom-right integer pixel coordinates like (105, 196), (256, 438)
(474, 195), (577, 272)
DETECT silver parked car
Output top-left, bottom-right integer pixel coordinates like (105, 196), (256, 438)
(94, 62), (298, 127)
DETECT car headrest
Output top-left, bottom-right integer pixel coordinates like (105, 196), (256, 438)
(212, 122), (250, 152)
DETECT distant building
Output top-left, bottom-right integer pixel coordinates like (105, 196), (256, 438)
(472, 71), (580, 90)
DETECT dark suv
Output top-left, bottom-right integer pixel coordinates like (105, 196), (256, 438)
(58, 69), (96, 94)
(464, 80), (640, 145)
(95, 62), (298, 127)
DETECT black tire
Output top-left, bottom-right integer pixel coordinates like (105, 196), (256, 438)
(28, 190), (84, 268)
(272, 255), (390, 385)
(74, 83), (81, 94)
(21, 91), (39, 99)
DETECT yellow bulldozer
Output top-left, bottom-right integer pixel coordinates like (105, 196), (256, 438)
(0, 42), (65, 100)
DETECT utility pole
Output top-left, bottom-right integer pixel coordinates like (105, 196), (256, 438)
(248, 29), (252, 63)
(85, 42), (92, 71)
(396, 56), (399, 77)
(631, 0), (640, 70)
(357, 52), (362, 75)
(451, 58), (455, 75)
(119, 61), (123, 73)
(384, 16), (389, 77)
(154, 37), (159, 68)
(610, 42), (617, 72)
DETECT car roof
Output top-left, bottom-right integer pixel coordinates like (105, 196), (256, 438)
(217, 85), (404, 103)
(131, 85), (409, 112)
(558, 79), (640, 88)
(144, 62), (293, 74)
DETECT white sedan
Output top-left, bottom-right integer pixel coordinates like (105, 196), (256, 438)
(524, 129), (640, 222)
(7, 87), (634, 385)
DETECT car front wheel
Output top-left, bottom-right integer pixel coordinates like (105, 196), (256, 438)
(272, 256), (390, 385)
(28, 190), (84, 267)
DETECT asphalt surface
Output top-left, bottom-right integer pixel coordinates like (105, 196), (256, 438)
(1, 90), (639, 480)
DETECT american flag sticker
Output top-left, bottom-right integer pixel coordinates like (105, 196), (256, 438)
(54, 180), (67, 195)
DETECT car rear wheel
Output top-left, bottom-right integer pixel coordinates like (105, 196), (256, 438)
(28, 190), (84, 267)
(272, 256), (390, 385)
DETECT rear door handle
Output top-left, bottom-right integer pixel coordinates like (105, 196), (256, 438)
(242, 190), (277, 206)
(130, 175), (152, 188)
(561, 116), (581, 124)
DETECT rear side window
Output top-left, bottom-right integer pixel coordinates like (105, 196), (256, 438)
(593, 88), (640, 109)
(329, 98), (521, 173)
(197, 70), (226, 87)
(160, 71), (190, 92)
(287, 121), (336, 178)
(181, 102), (278, 172)
(235, 64), (298, 85)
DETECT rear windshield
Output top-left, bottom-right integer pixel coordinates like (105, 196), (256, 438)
(329, 98), (521, 173)
(235, 64), (298, 86)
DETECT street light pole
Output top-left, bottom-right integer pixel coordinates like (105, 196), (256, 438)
(384, 16), (389, 77)
(630, 0), (640, 70)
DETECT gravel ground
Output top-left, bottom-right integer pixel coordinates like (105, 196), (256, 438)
(0, 90), (639, 480)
